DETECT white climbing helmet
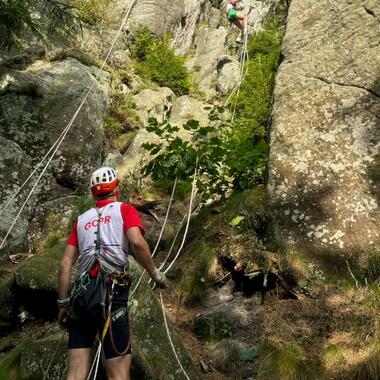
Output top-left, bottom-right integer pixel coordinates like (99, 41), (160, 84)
(90, 167), (120, 197)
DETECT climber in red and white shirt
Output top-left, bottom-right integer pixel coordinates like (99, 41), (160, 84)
(58, 166), (166, 380)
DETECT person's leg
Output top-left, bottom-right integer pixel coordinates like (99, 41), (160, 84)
(105, 354), (132, 380)
(103, 311), (132, 380)
(66, 348), (92, 380)
(67, 318), (98, 380)
(235, 12), (247, 33)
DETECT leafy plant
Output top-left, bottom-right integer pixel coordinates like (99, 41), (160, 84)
(0, 0), (107, 51)
(129, 24), (156, 62)
(133, 32), (191, 95)
(142, 105), (267, 200)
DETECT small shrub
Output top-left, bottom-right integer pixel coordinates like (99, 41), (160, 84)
(74, 0), (112, 26)
(134, 34), (191, 95)
(129, 24), (155, 62)
(104, 92), (140, 140)
(103, 115), (124, 139)
(67, 195), (94, 230)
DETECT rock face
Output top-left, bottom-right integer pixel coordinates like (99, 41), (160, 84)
(187, 26), (228, 95)
(133, 87), (176, 126)
(0, 58), (108, 256)
(129, 0), (186, 37)
(267, 0), (380, 264)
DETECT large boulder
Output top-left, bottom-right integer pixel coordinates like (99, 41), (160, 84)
(129, 0), (186, 37)
(133, 87), (176, 127)
(0, 58), (108, 256)
(0, 58), (107, 194)
(267, 0), (380, 265)
(216, 55), (240, 95)
(169, 95), (210, 127)
(187, 26), (228, 95)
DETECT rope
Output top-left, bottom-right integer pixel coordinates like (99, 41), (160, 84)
(0, 0), (139, 250)
(162, 158), (198, 275)
(42, 331), (67, 380)
(159, 290), (190, 380)
(129, 177), (178, 299)
(86, 341), (102, 380)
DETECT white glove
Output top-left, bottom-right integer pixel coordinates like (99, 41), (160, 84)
(151, 268), (168, 288)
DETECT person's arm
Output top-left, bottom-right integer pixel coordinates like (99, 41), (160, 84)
(127, 226), (167, 287)
(57, 244), (79, 329)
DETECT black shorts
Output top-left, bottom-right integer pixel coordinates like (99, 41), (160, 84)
(68, 310), (131, 359)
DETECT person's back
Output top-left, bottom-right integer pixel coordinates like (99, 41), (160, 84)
(57, 167), (167, 380)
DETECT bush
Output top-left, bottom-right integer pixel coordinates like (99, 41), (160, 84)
(131, 28), (191, 96)
(104, 92), (140, 140)
(228, 19), (284, 187)
(129, 24), (155, 62)
(74, 0), (112, 26)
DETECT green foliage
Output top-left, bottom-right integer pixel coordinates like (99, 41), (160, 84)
(104, 92), (140, 139)
(364, 252), (380, 283)
(67, 195), (94, 230)
(142, 108), (231, 200)
(74, 0), (111, 26)
(0, 0), (41, 50)
(0, 0), (103, 51)
(228, 19), (284, 187)
(129, 24), (156, 62)
(132, 30), (191, 95)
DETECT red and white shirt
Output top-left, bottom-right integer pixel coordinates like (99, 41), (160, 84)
(67, 200), (144, 273)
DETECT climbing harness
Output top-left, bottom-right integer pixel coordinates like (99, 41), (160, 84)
(0, 0), (139, 250)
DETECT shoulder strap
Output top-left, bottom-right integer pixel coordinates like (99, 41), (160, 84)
(95, 207), (102, 256)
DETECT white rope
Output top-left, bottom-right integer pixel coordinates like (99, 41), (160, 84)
(129, 177), (178, 299)
(163, 159), (198, 275)
(157, 212), (187, 272)
(86, 342), (102, 380)
(159, 290), (191, 380)
(0, 0), (139, 250)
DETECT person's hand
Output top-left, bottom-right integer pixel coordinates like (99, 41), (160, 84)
(151, 269), (169, 289)
(58, 308), (69, 330)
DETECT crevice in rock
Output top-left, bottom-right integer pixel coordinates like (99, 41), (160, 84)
(13, 284), (58, 322)
(311, 75), (380, 99)
(363, 5), (378, 21)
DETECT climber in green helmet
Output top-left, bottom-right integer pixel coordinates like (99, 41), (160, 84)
(226, 0), (248, 43)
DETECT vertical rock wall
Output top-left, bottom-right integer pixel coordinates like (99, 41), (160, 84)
(267, 0), (380, 265)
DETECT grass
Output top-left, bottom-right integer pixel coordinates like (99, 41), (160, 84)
(0, 340), (30, 380)
(257, 340), (305, 380)
(355, 339), (380, 380)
